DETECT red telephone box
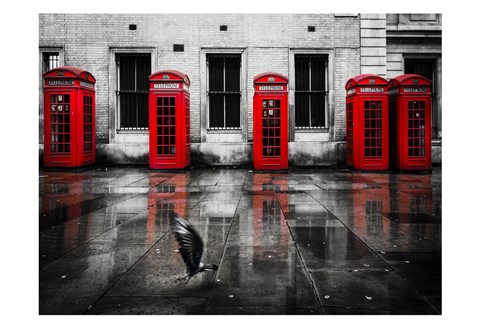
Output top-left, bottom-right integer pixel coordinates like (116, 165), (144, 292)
(253, 72), (289, 170)
(149, 70), (191, 169)
(388, 74), (432, 170)
(43, 66), (96, 167)
(345, 74), (389, 170)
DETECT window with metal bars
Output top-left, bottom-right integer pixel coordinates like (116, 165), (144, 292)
(207, 54), (241, 130)
(43, 52), (59, 72)
(294, 54), (328, 129)
(404, 58), (438, 137)
(116, 53), (151, 130)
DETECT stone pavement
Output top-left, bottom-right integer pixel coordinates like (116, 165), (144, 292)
(39, 166), (441, 314)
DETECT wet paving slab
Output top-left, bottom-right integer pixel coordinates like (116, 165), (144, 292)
(290, 226), (389, 271)
(206, 246), (322, 314)
(87, 296), (208, 314)
(39, 166), (442, 315)
(104, 226), (228, 299)
(311, 270), (439, 314)
(39, 241), (152, 314)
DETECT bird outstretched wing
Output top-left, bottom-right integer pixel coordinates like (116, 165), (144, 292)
(170, 212), (204, 275)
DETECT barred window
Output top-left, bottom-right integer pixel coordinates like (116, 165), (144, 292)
(116, 53), (151, 130)
(207, 54), (241, 130)
(404, 58), (438, 138)
(43, 52), (59, 72)
(294, 54), (328, 129)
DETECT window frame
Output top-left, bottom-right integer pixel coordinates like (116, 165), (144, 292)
(293, 53), (329, 130)
(108, 47), (155, 143)
(115, 52), (151, 131)
(403, 54), (442, 139)
(42, 52), (61, 72)
(206, 53), (242, 131)
(39, 47), (64, 145)
(200, 48), (247, 143)
(288, 49), (333, 142)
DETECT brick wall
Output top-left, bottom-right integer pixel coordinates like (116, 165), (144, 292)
(247, 47), (289, 142)
(39, 14), (368, 166)
(334, 16), (361, 142)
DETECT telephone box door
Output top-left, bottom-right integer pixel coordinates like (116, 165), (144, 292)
(253, 73), (289, 170)
(345, 74), (389, 170)
(388, 74), (432, 170)
(149, 70), (190, 169)
(45, 92), (75, 165)
(43, 66), (96, 168)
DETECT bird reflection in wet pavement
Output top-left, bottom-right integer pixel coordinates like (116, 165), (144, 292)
(170, 211), (219, 284)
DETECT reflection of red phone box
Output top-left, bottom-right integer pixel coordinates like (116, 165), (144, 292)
(43, 66), (96, 167)
(388, 74), (432, 170)
(253, 73), (289, 170)
(149, 70), (191, 169)
(345, 74), (389, 170)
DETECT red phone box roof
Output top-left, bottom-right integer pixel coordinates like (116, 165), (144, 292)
(254, 72), (289, 84)
(43, 66), (96, 83)
(149, 70), (190, 86)
(345, 74), (388, 89)
(388, 74), (431, 88)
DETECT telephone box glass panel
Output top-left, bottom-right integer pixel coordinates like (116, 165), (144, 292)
(156, 97), (176, 156)
(346, 102), (353, 158)
(262, 99), (281, 157)
(50, 94), (71, 153)
(364, 101), (383, 157)
(185, 96), (191, 162)
(83, 96), (93, 153)
(408, 100), (426, 157)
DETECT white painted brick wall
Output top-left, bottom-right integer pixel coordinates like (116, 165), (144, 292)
(39, 14), (363, 146)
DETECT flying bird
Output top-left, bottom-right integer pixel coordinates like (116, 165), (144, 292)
(170, 211), (218, 284)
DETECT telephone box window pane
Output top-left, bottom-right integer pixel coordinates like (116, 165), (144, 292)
(346, 102), (354, 158)
(83, 96), (94, 153)
(261, 98), (281, 158)
(207, 54), (241, 130)
(50, 93), (71, 154)
(364, 101), (383, 157)
(294, 54), (328, 129)
(407, 100), (426, 158)
(156, 96), (176, 156)
(116, 53), (151, 130)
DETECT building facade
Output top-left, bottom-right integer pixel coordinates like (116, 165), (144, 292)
(39, 13), (442, 167)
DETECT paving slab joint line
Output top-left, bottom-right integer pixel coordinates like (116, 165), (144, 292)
(40, 202), (150, 270)
(276, 193), (326, 314)
(316, 200), (441, 313)
(82, 231), (169, 314)
(203, 194), (243, 314)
